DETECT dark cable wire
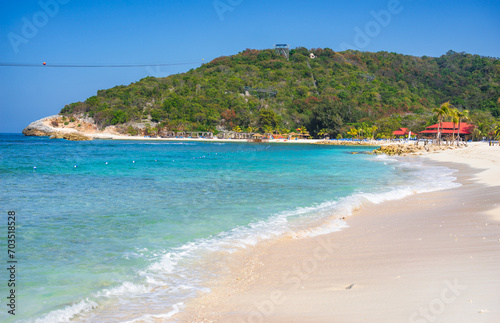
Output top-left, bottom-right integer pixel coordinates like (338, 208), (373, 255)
(0, 61), (203, 68)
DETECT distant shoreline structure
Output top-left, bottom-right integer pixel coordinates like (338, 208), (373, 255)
(21, 115), (479, 157)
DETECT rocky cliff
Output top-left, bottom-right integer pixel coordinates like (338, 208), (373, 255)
(22, 115), (92, 141)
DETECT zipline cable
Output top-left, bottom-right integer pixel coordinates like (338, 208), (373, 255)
(0, 61), (204, 68)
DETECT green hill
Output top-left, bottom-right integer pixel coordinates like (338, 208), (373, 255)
(59, 48), (500, 138)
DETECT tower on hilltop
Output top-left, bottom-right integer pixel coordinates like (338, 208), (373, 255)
(274, 44), (290, 61)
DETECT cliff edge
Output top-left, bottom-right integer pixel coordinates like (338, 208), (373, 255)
(22, 115), (93, 141)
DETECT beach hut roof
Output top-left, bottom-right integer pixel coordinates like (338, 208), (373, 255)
(392, 128), (410, 136)
(419, 122), (474, 134)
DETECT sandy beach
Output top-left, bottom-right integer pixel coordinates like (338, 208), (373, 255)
(176, 142), (500, 323)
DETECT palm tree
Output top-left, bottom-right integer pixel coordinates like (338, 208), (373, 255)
(296, 126), (308, 139)
(367, 125), (378, 140)
(233, 126), (242, 133)
(273, 125), (282, 137)
(449, 108), (459, 143)
(347, 128), (358, 139)
(454, 109), (470, 145)
(472, 122), (483, 141)
(357, 127), (364, 140)
(494, 124), (500, 140)
(296, 126), (307, 134)
(263, 125), (273, 136)
(317, 128), (329, 139)
(432, 102), (452, 144)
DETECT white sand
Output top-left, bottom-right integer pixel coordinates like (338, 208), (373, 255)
(425, 142), (500, 187)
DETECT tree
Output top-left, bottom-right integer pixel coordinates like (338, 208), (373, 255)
(317, 128), (329, 139)
(454, 109), (470, 145)
(432, 101), (452, 143)
(494, 124), (500, 140)
(259, 110), (280, 129)
(449, 108), (459, 143)
(347, 127), (358, 139)
(308, 97), (345, 137)
(472, 126), (482, 141)
(233, 125), (242, 133)
(367, 125), (378, 140)
(356, 127), (363, 139)
(263, 125), (273, 134)
(85, 96), (100, 108)
(296, 126), (308, 135)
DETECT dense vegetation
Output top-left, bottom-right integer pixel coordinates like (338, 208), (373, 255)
(60, 48), (500, 138)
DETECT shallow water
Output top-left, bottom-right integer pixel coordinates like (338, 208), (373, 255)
(0, 134), (459, 322)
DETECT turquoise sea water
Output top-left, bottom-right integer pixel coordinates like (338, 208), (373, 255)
(0, 134), (459, 322)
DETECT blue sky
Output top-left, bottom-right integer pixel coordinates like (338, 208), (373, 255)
(1, 0), (499, 133)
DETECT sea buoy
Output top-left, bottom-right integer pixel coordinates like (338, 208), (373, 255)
(33, 166), (37, 170)
(74, 165), (77, 168)
(132, 161), (135, 163)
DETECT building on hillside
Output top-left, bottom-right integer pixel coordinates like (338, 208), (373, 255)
(419, 122), (474, 140)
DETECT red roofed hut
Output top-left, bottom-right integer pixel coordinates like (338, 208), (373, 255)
(393, 128), (411, 138)
(419, 122), (474, 140)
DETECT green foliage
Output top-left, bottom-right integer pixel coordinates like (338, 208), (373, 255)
(259, 110), (281, 129)
(110, 110), (127, 125)
(59, 48), (500, 134)
(127, 126), (138, 136)
(85, 96), (99, 108)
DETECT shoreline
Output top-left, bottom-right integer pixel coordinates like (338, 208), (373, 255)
(175, 142), (500, 322)
(26, 131), (382, 145)
(21, 131), (469, 154)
